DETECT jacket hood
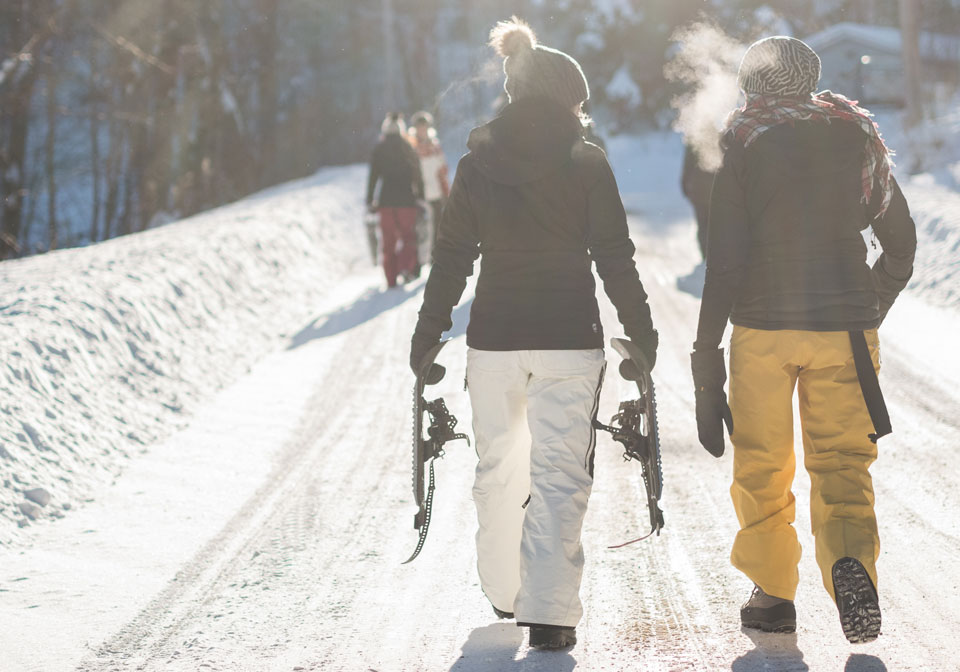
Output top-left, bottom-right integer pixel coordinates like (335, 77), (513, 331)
(467, 97), (583, 186)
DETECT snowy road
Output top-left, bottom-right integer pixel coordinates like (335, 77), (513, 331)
(3, 211), (959, 671)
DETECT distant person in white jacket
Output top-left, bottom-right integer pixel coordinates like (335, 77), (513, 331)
(408, 111), (450, 264)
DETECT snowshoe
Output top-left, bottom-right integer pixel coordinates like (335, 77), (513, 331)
(593, 337), (664, 544)
(402, 340), (469, 564)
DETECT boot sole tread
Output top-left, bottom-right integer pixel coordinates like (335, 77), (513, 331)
(833, 558), (882, 644)
(742, 619), (797, 633)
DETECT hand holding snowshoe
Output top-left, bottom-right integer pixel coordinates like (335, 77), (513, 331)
(691, 348), (734, 457)
(594, 338), (665, 541)
(410, 333), (445, 385)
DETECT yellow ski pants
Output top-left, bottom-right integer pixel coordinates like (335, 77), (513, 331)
(728, 326), (881, 602)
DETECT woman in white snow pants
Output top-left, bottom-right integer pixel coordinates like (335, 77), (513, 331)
(409, 17), (657, 649)
(468, 349), (605, 626)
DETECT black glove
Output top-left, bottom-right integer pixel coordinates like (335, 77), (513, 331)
(410, 333), (445, 385)
(618, 330), (659, 381)
(691, 348), (734, 458)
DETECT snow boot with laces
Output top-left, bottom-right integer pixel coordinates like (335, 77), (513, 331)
(832, 557), (881, 644)
(528, 625), (576, 650)
(740, 584), (797, 633)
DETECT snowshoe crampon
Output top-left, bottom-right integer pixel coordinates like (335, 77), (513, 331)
(403, 340), (469, 564)
(593, 337), (664, 545)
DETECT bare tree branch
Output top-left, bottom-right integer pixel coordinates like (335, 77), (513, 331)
(0, 0), (76, 93)
(87, 20), (176, 76)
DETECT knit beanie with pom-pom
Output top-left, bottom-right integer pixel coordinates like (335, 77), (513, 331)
(489, 16), (589, 109)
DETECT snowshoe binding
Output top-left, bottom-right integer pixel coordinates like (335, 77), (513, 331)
(593, 337), (665, 544)
(402, 340), (469, 564)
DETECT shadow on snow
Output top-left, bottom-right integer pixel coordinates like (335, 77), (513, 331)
(287, 282), (423, 349)
(447, 623), (576, 672)
(844, 653), (888, 672)
(729, 628), (887, 671)
(731, 628), (809, 672)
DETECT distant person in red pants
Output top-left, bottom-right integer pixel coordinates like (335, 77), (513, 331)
(366, 112), (425, 288)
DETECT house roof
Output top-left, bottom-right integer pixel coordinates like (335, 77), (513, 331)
(804, 22), (960, 63)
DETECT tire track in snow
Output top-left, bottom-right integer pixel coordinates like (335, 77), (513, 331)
(77, 278), (429, 670)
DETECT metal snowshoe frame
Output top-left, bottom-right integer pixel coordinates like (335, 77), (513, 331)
(403, 340), (469, 564)
(593, 337), (665, 543)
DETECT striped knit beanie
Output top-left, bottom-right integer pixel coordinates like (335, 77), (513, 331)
(737, 36), (821, 97)
(489, 16), (589, 109)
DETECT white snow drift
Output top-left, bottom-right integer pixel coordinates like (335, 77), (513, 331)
(0, 166), (367, 542)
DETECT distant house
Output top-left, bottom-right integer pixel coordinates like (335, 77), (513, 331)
(804, 22), (960, 106)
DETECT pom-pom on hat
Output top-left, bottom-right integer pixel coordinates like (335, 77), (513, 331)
(737, 36), (821, 97)
(489, 16), (589, 109)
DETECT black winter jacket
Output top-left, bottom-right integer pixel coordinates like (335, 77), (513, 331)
(366, 134), (424, 208)
(695, 119), (917, 350)
(413, 97), (655, 351)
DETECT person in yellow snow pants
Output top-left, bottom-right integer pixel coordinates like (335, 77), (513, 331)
(691, 37), (916, 644)
(728, 327), (881, 604)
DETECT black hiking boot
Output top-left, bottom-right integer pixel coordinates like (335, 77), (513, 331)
(832, 557), (881, 644)
(492, 605), (514, 620)
(740, 584), (797, 633)
(528, 625), (576, 650)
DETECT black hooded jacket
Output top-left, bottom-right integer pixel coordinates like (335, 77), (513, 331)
(413, 97), (654, 351)
(366, 133), (424, 208)
(695, 119), (917, 350)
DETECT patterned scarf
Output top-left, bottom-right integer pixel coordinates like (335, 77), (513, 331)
(725, 91), (894, 218)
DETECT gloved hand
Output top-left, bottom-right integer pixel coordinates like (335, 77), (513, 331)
(618, 330), (659, 381)
(691, 348), (734, 458)
(410, 333), (445, 385)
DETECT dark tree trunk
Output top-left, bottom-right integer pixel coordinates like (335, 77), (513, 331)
(89, 57), (102, 244)
(899, 0), (924, 127)
(254, 0), (279, 187)
(45, 62), (58, 251)
(0, 0), (39, 257)
(140, 0), (179, 230)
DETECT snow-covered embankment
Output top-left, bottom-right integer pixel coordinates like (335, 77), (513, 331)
(0, 166), (367, 542)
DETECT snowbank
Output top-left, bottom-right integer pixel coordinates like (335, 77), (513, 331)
(899, 175), (960, 308)
(873, 107), (960, 309)
(0, 166), (367, 542)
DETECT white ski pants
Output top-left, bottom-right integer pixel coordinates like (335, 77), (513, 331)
(466, 348), (605, 627)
